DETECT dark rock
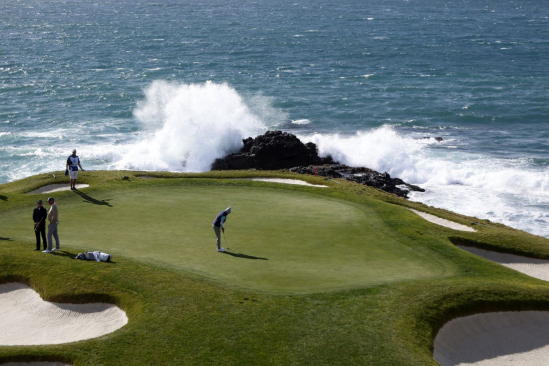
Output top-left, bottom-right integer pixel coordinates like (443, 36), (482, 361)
(211, 130), (334, 170)
(290, 164), (424, 198)
(212, 130), (424, 198)
(418, 136), (444, 142)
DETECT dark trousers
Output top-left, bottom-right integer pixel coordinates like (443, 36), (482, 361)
(35, 225), (47, 250)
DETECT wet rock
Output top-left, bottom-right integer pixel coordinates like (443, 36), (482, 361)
(212, 130), (424, 198)
(290, 164), (425, 198)
(211, 130), (334, 170)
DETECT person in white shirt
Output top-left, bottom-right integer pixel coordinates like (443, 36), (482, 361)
(66, 149), (84, 191)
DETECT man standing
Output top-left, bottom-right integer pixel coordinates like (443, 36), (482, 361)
(43, 197), (60, 253)
(66, 149), (84, 191)
(212, 207), (231, 253)
(33, 199), (48, 251)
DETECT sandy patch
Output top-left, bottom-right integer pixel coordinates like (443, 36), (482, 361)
(241, 178), (328, 187)
(458, 245), (549, 282)
(0, 283), (127, 346)
(27, 184), (89, 194)
(434, 311), (549, 366)
(409, 209), (476, 232)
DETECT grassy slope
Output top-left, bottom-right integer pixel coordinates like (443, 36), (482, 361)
(0, 170), (549, 365)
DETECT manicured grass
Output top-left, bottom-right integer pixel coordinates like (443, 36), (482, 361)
(0, 185), (451, 293)
(0, 170), (549, 365)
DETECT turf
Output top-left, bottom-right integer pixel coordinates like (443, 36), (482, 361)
(0, 170), (549, 366)
(0, 185), (450, 293)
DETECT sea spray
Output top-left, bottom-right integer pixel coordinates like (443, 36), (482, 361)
(114, 81), (271, 172)
(300, 125), (549, 237)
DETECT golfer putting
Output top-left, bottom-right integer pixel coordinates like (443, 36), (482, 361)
(212, 207), (231, 253)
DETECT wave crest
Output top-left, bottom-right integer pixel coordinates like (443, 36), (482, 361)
(116, 81), (269, 171)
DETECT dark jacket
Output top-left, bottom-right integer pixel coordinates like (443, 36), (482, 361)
(213, 211), (228, 227)
(33, 207), (48, 228)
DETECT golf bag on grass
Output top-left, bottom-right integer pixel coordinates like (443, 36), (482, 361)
(74, 251), (112, 262)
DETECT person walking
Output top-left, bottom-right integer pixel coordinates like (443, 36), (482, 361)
(33, 199), (48, 251)
(66, 149), (84, 191)
(212, 207), (231, 253)
(43, 197), (60, 253)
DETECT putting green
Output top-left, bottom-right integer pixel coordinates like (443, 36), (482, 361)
(1, 185), (451, 292)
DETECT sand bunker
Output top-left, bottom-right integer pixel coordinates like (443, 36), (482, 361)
(241, 178), (328, 187)
(458, 245), (549, 282)
(0, 283), (127, 346)
(434, 310), (549, 366)
(409, 209), (475, 232)
(28, 184), (89, 194)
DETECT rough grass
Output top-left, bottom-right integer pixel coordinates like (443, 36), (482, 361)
(0, 170), (548, 365)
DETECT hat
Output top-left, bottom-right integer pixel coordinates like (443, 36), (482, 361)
(72, 149), (77, 153)
(37, 199), (43, 204)
(47, 197), (54, 202)
(225, 207), (232, 214)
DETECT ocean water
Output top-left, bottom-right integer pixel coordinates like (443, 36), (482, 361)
(1, 0), (548, 237)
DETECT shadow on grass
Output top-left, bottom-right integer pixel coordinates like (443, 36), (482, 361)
(224, 252), (268, 260)
(0, 237), (13, 241)
(0, 195), (7, 201)
(74, 190), (113, 207)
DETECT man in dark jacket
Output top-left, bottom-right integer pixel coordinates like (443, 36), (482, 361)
(33, 199), (48, 251)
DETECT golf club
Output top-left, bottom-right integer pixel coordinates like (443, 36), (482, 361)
(223, 231), (235, 251)
(34, 217), (44, 232)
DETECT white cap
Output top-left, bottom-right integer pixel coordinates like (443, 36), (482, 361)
(225, 207), (232, 214)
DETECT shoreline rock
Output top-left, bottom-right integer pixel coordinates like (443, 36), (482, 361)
(211, 130), (424, 198)
(289, 164), (424, 198)
(211, 130), (334, 170)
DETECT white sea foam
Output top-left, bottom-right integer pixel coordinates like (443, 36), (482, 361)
(111, 81), (272, 172)
(291, 119), (311, 125)
(299, 126), (549, 237)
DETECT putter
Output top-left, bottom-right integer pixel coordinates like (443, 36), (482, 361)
(223, 231), (235, 251)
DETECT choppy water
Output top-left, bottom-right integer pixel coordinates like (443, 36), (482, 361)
(1, 0), (548, 237)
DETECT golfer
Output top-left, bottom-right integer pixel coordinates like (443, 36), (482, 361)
(33, 199), (48, 251)
(212, 207), (231, 253)
(43, 197), (60, 253)
(66, 149), (84, 191)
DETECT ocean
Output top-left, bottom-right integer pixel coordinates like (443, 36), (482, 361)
(1, 0), (548, 237)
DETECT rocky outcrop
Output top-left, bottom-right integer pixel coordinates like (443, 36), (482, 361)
(289, 164), (424, 198)
(211, 130), (424, 198)
(211, 130), (334, 170)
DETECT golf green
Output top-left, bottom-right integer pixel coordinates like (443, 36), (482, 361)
(1, 185), (450, 292)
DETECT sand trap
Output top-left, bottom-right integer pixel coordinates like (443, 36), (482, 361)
(27, 184), (89, 194)
(458, 245), (549, 282)
(434, 311), (549, 365)
(241, 178), (328, 187)
(1, 363), (71, 366)
(409, 209), (475, 232)
(0, 283), (127, 346)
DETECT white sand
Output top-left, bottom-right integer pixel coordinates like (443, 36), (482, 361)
(434, 311), (549, 366)
(0, 283), (127, 346)
(241, 178), (328, 187)
(409, 209), (476, 232)
(458, 245), (549, 282)
(27, 184), (89, 194)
